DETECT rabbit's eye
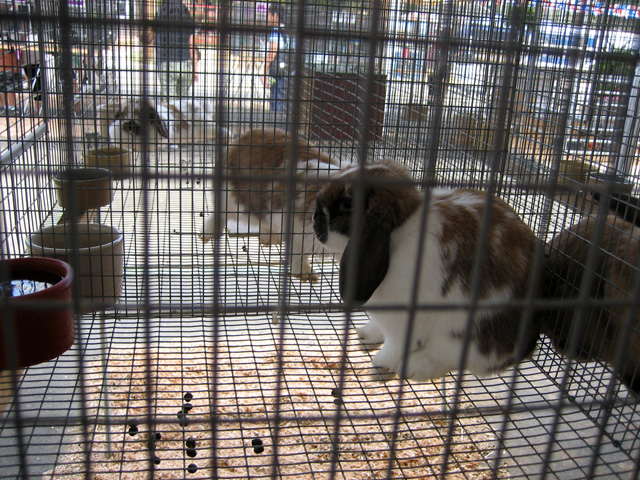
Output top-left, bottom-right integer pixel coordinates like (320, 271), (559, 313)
(122, 121), (141, 134)
(340, 197), (352, 212)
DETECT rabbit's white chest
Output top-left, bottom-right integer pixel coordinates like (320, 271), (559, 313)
(367, 208), (451, 307)
(361, 208), (491, 380)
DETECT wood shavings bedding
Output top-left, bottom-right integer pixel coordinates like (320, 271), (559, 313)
(43, 334), (508, 479)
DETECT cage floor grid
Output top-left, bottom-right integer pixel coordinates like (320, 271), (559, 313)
(3, 316), (639, 479)
(39, 330), (507, 480)
(2, 147), (640, 479)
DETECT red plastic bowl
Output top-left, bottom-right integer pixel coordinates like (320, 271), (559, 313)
(0, 257), (74, 369)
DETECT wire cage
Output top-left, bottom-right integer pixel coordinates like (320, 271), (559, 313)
(2, 0), (640, 478)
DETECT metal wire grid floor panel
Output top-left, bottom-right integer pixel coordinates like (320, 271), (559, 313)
(0, 146), (637, 479)
(2, 0), (640, 479)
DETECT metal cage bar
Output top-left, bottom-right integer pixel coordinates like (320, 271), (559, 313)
(1, 0), (640, 478)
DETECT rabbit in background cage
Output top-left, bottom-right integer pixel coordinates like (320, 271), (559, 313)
(108, 98), (229, 148)
(543, 213), (640, 395)
(592, 190), (640, 227)
(313, 159), (541, 381)
(200, 127), (341, 282)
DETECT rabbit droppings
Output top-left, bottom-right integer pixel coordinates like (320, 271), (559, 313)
(313, 160), (541, 381)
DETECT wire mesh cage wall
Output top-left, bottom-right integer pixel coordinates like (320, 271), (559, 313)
(2, 0), (640, 478)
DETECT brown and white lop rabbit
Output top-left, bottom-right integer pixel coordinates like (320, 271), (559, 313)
(543, 212), (640, 394)
(108, 98), (228, 149)
(201, 128), (341, 282)
(313, 159), (541, 381)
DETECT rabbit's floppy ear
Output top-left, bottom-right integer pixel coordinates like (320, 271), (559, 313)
(336, 160), (421, 305)
(339, 218), (391, 306)
(112, 103), (127, 121)
(122, 120), (142, 135)
(149, 110), (170, 139)
(338, 187), (393, 306)
(142, 100), (170, 138)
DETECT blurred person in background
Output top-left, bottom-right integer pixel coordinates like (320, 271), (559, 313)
(152, 0), (198, 101)
(264, 3), (293, 114)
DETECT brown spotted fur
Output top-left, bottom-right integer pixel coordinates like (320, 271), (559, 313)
(226, 128), (338, 219)
(543, 214), (640, 394)
(202, 128), (340, 282)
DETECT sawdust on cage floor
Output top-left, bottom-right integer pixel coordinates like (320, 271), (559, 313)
(43, 334), (509, 480)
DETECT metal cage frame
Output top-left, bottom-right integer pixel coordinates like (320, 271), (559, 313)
(2, 0), (640, 478)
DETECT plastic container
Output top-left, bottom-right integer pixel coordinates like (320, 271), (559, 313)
(587, 171), (634, 195)
(27, 223), (124, 311)
(52, 167), (114, 210)
(0, 257), (74, 369)
(84, 146), (132, 179)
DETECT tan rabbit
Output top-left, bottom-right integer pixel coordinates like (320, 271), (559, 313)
(543, 213), (640, 394)
(201, 128), (341, 282)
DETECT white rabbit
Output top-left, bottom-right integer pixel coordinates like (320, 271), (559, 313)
(313, 159), (541, 381)
(201, 128), (341, 282)
(108, 98), (228, 148)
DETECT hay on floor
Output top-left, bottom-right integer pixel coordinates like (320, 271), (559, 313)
(43, 333), (507, 479)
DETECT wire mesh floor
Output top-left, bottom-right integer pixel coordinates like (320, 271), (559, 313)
(1, 145), (640, 479)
